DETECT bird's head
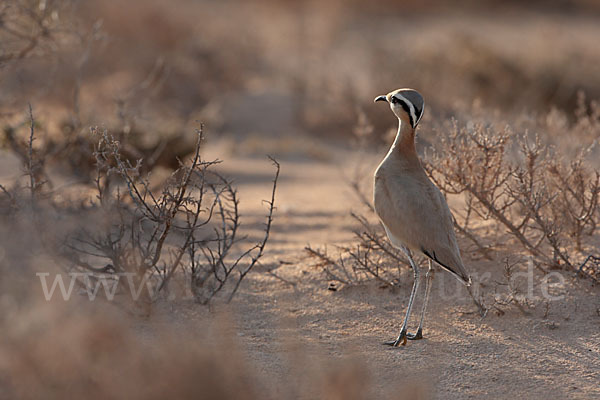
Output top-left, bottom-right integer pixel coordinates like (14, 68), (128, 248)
(374, 88), (424, 129)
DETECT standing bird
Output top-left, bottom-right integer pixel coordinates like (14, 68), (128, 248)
(373, 88), (471, 347)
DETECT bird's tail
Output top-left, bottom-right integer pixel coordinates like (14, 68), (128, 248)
(440, 261), (471, 286)
(452, 270), (472, 287)
(422, 248), (471, 286)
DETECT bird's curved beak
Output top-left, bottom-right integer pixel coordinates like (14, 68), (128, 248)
(374, 95), (387, 103)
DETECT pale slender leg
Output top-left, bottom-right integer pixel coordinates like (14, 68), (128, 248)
(384, 250), (420, 347)
(407, 260), (434, 340)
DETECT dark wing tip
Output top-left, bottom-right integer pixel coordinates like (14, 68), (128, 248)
(421, 247), (471, 286)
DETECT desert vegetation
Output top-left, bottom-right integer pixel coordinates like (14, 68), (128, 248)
(1, 0), (599, 398)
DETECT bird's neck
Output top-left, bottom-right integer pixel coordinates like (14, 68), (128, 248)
(388, 120), (418, 160)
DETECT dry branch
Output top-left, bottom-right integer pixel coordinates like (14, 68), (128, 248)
(60, 125), (280, 305)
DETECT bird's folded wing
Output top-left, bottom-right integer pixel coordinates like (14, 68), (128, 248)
(420, 244), (470, 285)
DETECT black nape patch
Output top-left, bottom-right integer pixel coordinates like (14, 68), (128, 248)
(415, 106), (422, 122)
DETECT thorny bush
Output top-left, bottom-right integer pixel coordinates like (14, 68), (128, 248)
(0, 111), (280, 305)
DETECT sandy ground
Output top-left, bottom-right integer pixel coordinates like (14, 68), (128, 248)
(141, 136), (600, 399)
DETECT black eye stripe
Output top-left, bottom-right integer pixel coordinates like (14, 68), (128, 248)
(393, 97), (414, 127)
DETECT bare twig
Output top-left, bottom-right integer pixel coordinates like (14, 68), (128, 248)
(27, 103), (37, 204)
(226, 156), (279, 302)
(63, 126), (279, 305)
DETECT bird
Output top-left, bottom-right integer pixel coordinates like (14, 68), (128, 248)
(373, 88), (471, 347)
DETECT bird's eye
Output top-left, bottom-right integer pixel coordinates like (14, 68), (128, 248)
(391, 97), (399, 104)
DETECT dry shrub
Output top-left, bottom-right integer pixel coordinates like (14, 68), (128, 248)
(0, 0), (76, 67)
(488, 258), (536, 316)
(541, 92), (600, 151)
(65, 126), (278, 305)
(0, 108), (280, 306)
(424, 120), (599, 271)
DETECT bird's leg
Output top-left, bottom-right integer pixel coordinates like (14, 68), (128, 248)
(407, 260), (434, 340)
(384, 251), (420, 347)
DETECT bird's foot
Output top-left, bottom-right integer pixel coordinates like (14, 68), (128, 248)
(383, 330), (407, 347)
(406, 328), (423, 340)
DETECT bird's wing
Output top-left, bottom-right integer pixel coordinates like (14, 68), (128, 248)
(375, 171), (470, 285)
(419, 186), (471, 285)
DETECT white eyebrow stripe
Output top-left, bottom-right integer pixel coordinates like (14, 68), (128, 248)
(394, 93), (418, 127)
